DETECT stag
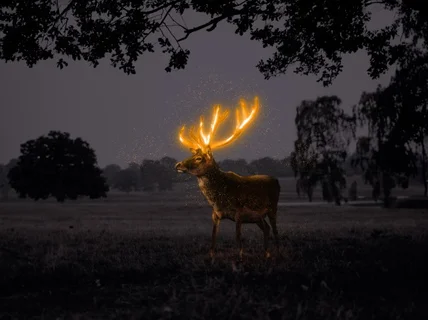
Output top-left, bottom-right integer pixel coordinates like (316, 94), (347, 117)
(175, 97), (281, 259)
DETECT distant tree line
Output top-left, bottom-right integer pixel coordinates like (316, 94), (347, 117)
(101, 156), (294, 193)
(290, 48), (428, 207)
(0, 150), (378, 202)
(0, 130), (298, 202)
(102, 158), (178, 193)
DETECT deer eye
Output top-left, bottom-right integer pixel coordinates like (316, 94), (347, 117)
(195, 156), (203, 162)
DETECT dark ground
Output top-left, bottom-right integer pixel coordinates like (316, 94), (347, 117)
(0, 198), (427, 319)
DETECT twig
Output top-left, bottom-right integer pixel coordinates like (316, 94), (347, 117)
(162, 17), (184, 50)
(47, 0), (77, 34)
(177, 10), (239, 42)
(158, 6), (175, 29)
(175, 0), (251, 42)
(141, 0), (181, 15)
(168, 13), (187, 30)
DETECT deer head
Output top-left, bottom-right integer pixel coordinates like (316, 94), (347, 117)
(175, 96), (260, 176)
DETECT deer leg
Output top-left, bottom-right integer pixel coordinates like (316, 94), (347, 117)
(267, 209), (280, 252)
(210, 212), (220, 258)
(235, 218), (243, 260)
(256, 219), (271, 258)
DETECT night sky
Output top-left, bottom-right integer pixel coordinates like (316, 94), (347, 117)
(0, 8), (394, 168)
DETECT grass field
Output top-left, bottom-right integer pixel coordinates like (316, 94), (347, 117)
(1, 177), (428, 319)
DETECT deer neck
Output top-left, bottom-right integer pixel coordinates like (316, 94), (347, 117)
(196, 162), (222, 185)
(196, 163), (223, 206)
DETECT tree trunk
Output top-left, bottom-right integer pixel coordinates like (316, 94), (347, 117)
(330, 179), (341, 206)
(382, 173), (393, 208)
(420, 135), (428, 197)
(377, 128), (388, 206)
(372, 180), (380, 202)
(307, 186), (313, 202)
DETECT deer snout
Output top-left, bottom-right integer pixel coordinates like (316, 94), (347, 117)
(175, 162), (187, 173)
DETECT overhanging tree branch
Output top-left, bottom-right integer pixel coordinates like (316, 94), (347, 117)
(141, 0), (182, 15)
(46, 0), (77, 34)
(1, 0), (426, 84)
(177, 9), (240, 42)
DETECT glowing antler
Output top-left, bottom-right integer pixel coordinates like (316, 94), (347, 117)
(178, 96), (260, 152)
(210, 97), (260, 149)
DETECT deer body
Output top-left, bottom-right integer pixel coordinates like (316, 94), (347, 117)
(197, 169), (280, 223)
(175, 96), (281, 259)
(176, 149), (281, 259)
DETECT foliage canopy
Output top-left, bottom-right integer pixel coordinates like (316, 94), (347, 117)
(1, 0), (427, 85)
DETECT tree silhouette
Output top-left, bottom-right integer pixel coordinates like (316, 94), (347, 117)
(293, 96), (355, 205)
(157, 163), (174, 191)
(219, 159), (254, 176)
(139, 159), (175, 192)
(290, 141), (318, 202)
(0, 165), (8, 200)
(102, 164), (121, 187)
(127, 162), (142, 191)
(348, 180), (358, 201)
(321, 179), (333, 203)
(0, 165), (5, 198)
(352, 136), (383, 202)
(7, 131), (109, 202)
(1, 1), (427, 85)
(387, 49), (428, 196)
(159, 156), (178, 186)
(249, 157), (291, 177)
(114, 168), (139, 193)
(0, 159), (18, 200)
(159, 156), (178, 170)
(353, 85), (418, 207)
(140, 159), (159, 192)
(280, 156), (294, 177)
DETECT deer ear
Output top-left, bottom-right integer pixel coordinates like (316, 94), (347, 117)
(190, 148), (197, 155)
(206, 145), (213, 157)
